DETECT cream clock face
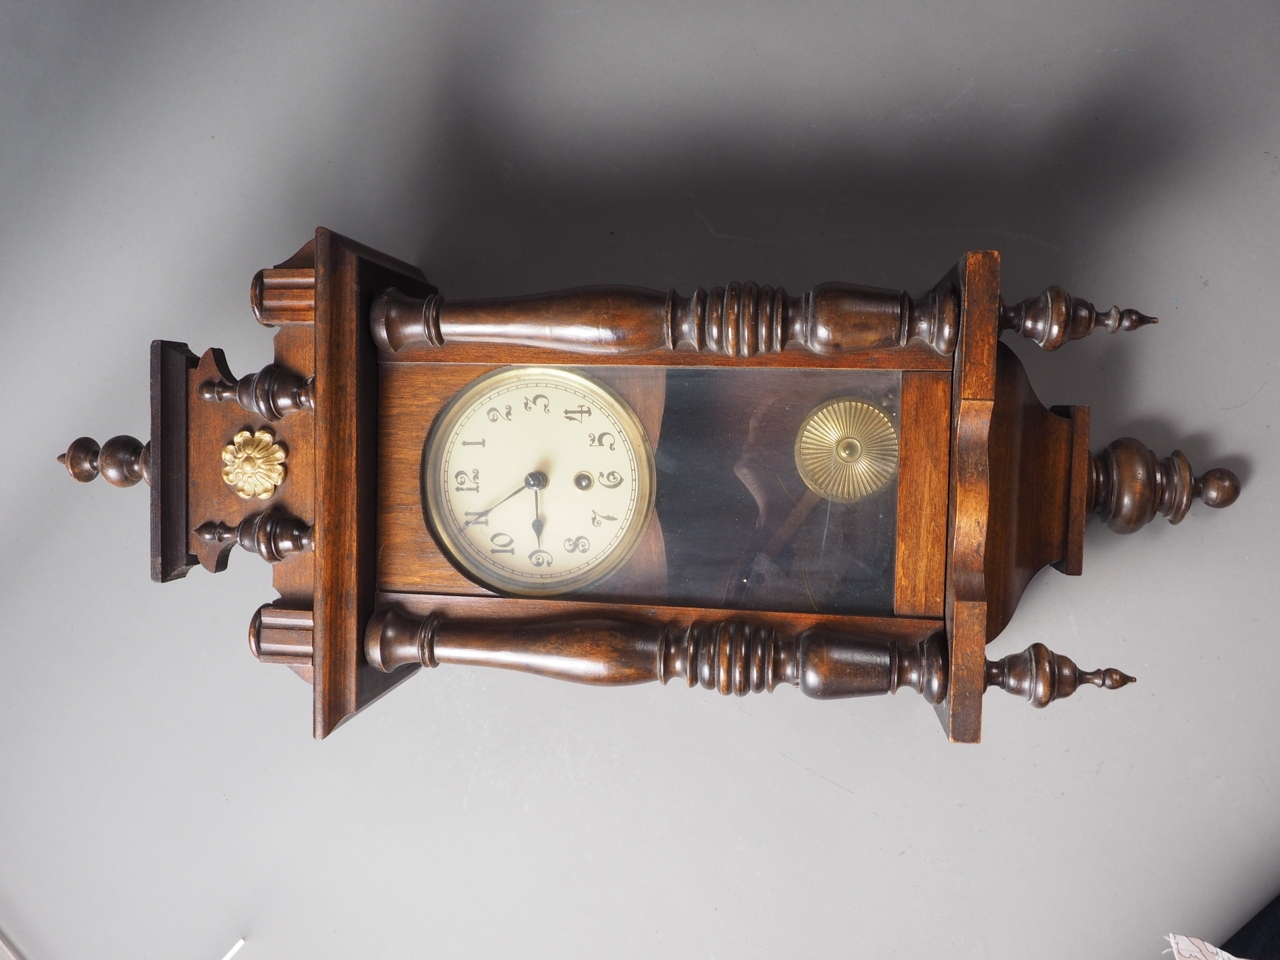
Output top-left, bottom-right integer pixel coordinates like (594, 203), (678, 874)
(423, 367), (656, 596)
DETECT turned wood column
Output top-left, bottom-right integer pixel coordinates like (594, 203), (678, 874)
(365, 608), (947, 701)
(369, 278), (962, 358)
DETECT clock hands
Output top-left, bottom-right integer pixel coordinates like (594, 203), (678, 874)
(464, 470), (549, 528)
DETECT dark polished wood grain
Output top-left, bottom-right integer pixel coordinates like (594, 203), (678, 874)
(247, 602), (317, 684)
(248, 604), (315, 664)
(310, 229), (437, 737)
(250, 266), (316, 325)
(151, 341), (199, 582)
(198, 356), (314, 422)
(895, 371), (951, 617)
(1000, 285), (1156, 351)
(196, 508), (313, 571)
(1089, 437), (1241, 534)
(367, 605), (949, 703)
(986, 641), (1134, 706)
(1050, 405), (1091, 577)
(370, 275), (961, 360)
(982, 342), (1077, 643)
(59, 435), (149, 486)
(372, 338), (950, 371)
(378, 592), (944, 684)
(184, 346), (314, 585)
(943, 252), (1000, 743)
(57, 228), (1235, 742)
(366, 603), (1132, 712)
(261, 254), (321, 613)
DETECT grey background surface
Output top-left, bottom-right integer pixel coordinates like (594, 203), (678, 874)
(1, 1), (1277, 958)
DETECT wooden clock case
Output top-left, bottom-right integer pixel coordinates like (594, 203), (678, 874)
(60, 228), (1239, 742)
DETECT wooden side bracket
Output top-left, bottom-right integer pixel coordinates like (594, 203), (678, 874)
(941, 251), (1001, 743)
(151, 340), (199, 582)
(310, 228), (435, 737)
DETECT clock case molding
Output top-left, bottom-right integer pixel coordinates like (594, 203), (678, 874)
(60, 228), (1239, 742)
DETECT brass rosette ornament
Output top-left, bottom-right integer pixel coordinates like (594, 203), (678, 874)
(794, 399), (899, 503)
(222, 429), (287, 500)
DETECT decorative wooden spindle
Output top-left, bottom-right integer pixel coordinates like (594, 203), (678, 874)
(985, 642), (1135, 708)
(57, 435), (150, 487)
(198, 361), (313, 421)
(1089, 437), (1241, 534)
(195, 508), (313, 569)
(1000, 285), (1157, 350)
(365, 608), (949, 704)
(369, 277), (960, 358)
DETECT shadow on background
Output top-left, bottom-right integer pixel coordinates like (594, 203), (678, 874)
(365, 24), (1238, 461)
(291, 17), (1256, 554)
(406, 77), (1190, 301)
(325, 19), (1217, 416)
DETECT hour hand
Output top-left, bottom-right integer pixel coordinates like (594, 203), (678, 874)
(531, 477), (547, 546)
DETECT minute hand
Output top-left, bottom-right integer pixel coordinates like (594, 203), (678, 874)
(464, 483), (528, 527)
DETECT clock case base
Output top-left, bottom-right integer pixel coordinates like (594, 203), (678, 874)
(65, 229), (1239, 741)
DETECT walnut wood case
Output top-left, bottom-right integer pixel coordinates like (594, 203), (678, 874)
(60, 228), (1239, 741)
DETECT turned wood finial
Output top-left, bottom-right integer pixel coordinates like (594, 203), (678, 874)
(985, 642), (1135, 708)
(1089, 438), (1241, 534)
(198, 361), (313, 421)
(57, 435), (150, 487)
(196, 508), (313, 569)
(1001, 285), (1156, 350)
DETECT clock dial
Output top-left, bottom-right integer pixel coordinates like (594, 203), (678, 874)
(423, 367), (656, 596)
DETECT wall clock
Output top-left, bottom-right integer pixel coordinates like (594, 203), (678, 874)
(59, 228), (1240, 741)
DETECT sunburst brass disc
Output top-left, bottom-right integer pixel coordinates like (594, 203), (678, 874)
(794, 399), (899, 503)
